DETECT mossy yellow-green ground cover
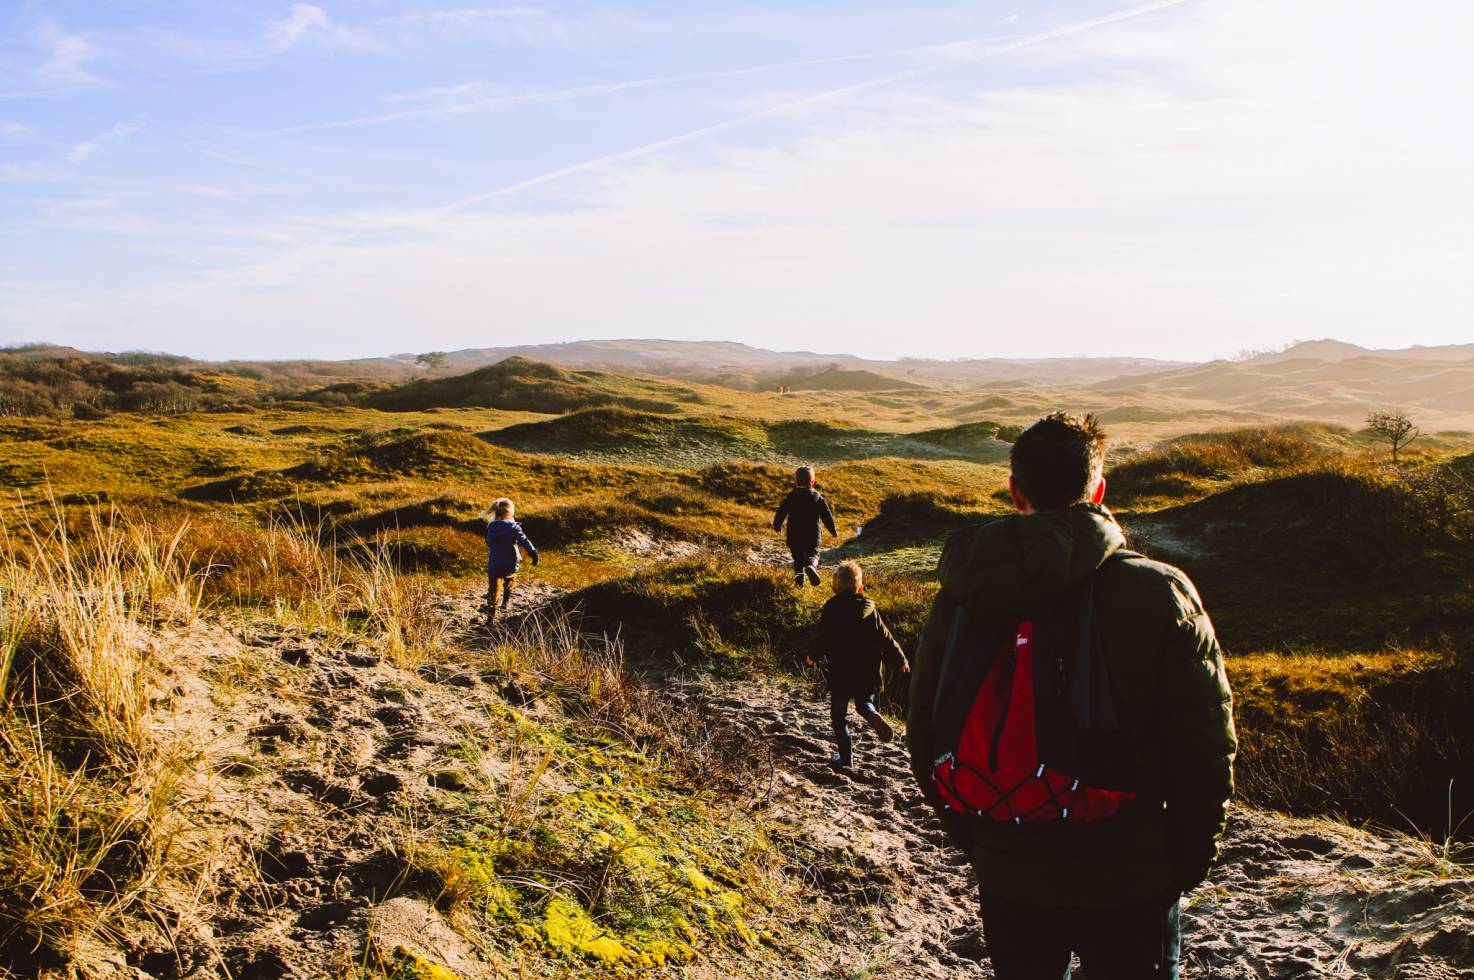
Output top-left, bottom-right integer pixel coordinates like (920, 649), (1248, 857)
(427, 715), (788, 970)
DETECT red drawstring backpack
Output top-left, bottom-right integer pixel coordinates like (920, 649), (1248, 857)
(930, 555), (1140, 825)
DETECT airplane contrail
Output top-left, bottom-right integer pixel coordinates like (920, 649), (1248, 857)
(440, 0), (1196, 214)
(271, 41), (1015, 136)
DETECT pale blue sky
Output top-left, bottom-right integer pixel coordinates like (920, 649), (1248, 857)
(3, 1), (1472, 361)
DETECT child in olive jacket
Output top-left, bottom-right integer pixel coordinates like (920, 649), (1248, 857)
(811, 560), (909, 770)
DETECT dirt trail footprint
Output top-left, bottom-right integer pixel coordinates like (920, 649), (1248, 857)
(669, 676), (990, 978)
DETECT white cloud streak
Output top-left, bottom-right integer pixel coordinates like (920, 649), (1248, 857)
(264, 4), (330, 51)
(31, 22), (102, 88)
(273, 40), (1018, 135)
(441, 0), (1195, 212)
(263, 4), (381, 53)
(67, 123), (141, 164)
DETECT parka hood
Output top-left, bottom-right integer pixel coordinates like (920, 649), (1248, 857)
(936, 502), (1125, 621)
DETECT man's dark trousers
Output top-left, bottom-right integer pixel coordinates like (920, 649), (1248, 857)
(830, 690), (884, 766)
(978, 889), (1181, 979)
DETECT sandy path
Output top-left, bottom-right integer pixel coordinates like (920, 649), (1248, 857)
(671, 676), (989, 978)
(673, 672), (1474, 979)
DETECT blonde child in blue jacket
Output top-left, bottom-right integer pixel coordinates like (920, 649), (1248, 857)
(482, 497), (538, 624)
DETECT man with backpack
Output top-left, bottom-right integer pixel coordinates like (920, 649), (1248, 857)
(907, 413), (1236, 979)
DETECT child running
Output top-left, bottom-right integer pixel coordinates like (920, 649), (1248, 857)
(810, 560), (910, 771)
(481, 497), (538, 625)
(772, 465), (837, 587)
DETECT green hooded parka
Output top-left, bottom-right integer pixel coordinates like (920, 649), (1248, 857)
(907, 503), (1236, 907)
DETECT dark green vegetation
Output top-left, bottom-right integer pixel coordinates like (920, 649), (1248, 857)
(0, 344), (417, 418)
(1113, 438), (1474, 837)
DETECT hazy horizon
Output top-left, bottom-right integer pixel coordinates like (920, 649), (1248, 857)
(5, 333), (1449, 367)
(5, 1), (1474, 362)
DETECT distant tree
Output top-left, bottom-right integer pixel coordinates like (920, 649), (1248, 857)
(1366, 409), (1421, 462)
(416, 351), (448, 371)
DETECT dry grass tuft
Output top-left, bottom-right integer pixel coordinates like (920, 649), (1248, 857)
(0, 500), (209, 966)
(486, 613), (775, 794)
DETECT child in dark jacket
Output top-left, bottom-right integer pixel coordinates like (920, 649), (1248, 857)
(810, 560), (910, 770)
(773, 465), (837, 587)
(482, 497), (538, 624)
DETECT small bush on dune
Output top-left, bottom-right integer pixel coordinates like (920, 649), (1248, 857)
(554, 559), (812, 670)
(686, 463), (790, 509)
(360, 525), (484, 576)
(290, 429), (498, 482)
(520, 499), (698, 550)
(621, 485), (727, 518)
(859, 491), (995, 545)
(348, 493), (485, 537)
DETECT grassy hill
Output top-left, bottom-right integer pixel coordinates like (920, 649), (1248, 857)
(483, 408), (1012, 466)
(1095, 352), (1474, 429)
(1129, 462), (1474, 652)
(780, 366), (923, 392)
(365, 357), (704, 414)
(0, 344), (418, 418)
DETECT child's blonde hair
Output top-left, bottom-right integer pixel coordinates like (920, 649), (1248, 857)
(833, 560), (862, 593)
(795, 465), (815, 487)
(480, 497), (515, 521)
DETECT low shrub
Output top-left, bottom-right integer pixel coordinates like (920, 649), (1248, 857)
(1109, 426), (1341, 506)
(1230, 649), (1474, 840)
(553, 559), (813, 671)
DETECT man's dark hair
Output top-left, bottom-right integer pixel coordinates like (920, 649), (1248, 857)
(1009, 412), (1106, 511)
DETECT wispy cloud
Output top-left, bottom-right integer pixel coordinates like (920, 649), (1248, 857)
(16, 0), (1474, 364)
(68, 123), (141, 163)
(32, 22), (103, 88)
(265, 4), (328, 51)
(275, 40), (1015, 135)
(441, 0), (1196, 212)
(264, 4), (545, 55)
(264, 4), (379, 53)
(1, 121), (33, 139)
(376, 6), (553, 42)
